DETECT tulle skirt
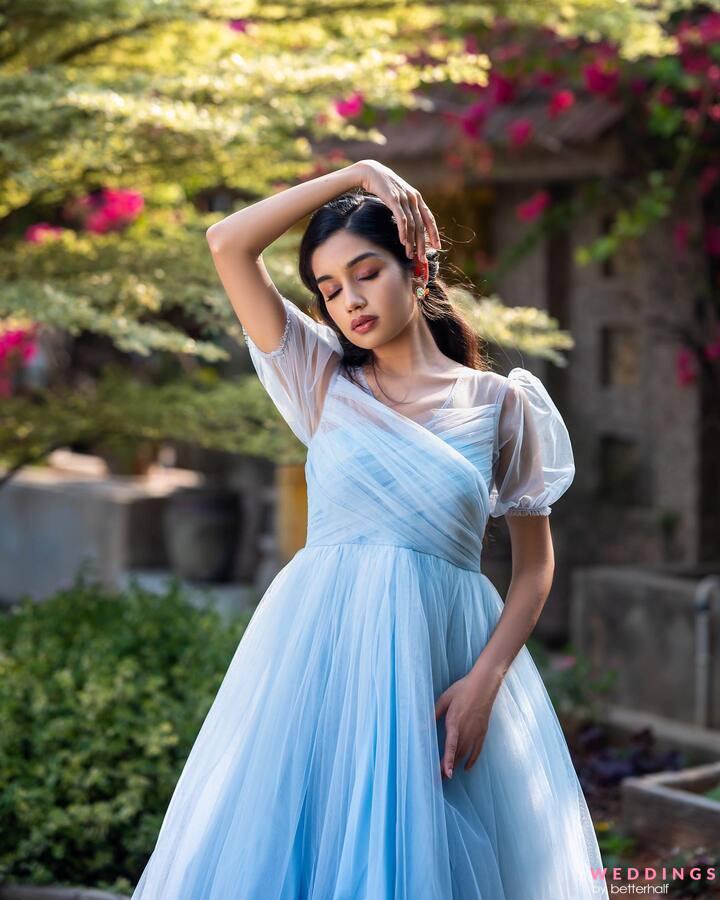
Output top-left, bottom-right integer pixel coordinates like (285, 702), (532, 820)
(131, 542), (609, 900)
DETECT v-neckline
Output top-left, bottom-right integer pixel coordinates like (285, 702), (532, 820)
(356, 365), (468, 430)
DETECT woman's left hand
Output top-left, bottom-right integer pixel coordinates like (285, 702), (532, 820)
(435, 669), (501, 779)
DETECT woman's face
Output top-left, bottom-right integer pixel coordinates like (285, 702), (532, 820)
(311, 230), (416, 348)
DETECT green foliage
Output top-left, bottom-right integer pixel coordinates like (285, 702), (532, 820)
(0, 575), (251, 891)
(0, 367), (308, 473)
(594, 824), (637, 871)
(450, 286), (575, 366)
(575, 172), (675, 266)
(0, 206), (243, 360)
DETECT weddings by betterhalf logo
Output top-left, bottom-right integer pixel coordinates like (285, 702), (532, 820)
(589, 863), (718, 894)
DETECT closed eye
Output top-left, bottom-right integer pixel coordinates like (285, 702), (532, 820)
(327, 271), (378, 301)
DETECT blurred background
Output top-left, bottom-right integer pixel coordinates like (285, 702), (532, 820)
(1, 1), (720, 896)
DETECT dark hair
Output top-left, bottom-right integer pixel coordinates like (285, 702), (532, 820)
(298, 188), (489, 387)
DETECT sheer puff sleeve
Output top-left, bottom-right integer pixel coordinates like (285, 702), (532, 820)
(489, 366), (575, 518)
(241, 295), (342, 447)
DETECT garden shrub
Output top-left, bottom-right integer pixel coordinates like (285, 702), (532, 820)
(0, 574), (250, 893)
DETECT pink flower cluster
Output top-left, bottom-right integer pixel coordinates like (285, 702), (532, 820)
(62, 188), (144, 234)
(0, 326), (38, 397)
(334, 91), (364, 119)
(515, 189), (551, 222)
(676, 339), (720, 386)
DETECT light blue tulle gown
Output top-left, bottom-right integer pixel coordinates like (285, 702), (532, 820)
(131, 295), (609, 900)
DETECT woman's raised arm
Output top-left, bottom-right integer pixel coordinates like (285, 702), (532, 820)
(205, 163), (362, 353)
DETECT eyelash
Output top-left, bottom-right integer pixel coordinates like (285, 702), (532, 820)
(326, 272), (378, 301)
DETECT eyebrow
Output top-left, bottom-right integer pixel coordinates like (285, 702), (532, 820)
(315, 251), (382, 285)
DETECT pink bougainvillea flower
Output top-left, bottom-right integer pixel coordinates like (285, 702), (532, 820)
(680, 50), (712, 75)
(334, 91), (364, 119)
(700, 11), (720, 43)
(709, 104), (720, 122)
(85, 188), (144, 234)
(464, 34), (480, 54)
(583, 53), (619, 95)
(630, 78), (648, 95)
(227, 19), (249, 32)
(676, 347), (697, 386)
(0, 326), (38, 395)
(673, 220), (691, 256)
(704, 338), (720, 361)
(657, 86), (674, 106)
(458, 100), (489, 139)
(705, 224), (720, 256)
(489, 71), (516, 104)
(675, 20), (712, 75)
(508, 117), (533, 148)
(24, 223), (65, 243)
(548, 89), (575, 118)
(699, 165), (720, 195)
(515, 189), (551, 222)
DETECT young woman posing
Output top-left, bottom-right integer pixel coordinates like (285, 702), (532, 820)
(131, 159), (609, 900)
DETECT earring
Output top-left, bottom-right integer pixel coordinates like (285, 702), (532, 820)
(415, 284), (429, 300)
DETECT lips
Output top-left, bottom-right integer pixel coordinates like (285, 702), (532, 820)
(352, 315), (378, 330)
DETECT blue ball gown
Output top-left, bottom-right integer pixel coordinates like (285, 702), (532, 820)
(131, 294), (609, 899)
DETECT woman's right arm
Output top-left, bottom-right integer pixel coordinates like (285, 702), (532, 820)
(206, 164), (363, 354)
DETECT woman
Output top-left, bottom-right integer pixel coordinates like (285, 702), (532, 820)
(131, 159), (609, 899)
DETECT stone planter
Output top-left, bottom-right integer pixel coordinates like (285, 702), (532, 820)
(93, 439), (159, 477)
(621, 760), (720, 851)
(571, 565), (720, 728)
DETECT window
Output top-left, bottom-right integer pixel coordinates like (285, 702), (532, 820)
(600, 325), (639, 386)
(597, 435), (652, 506)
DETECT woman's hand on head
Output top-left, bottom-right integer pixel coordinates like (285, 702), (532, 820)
(353, 159), (441, 261)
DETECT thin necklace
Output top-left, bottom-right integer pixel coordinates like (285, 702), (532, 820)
(370, 359), (417, 407)
(367, 360), (461, 409)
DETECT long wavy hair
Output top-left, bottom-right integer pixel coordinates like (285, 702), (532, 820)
(298, 188), (489, 389)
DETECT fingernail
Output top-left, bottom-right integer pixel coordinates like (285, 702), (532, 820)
(448, 767), (453, 778)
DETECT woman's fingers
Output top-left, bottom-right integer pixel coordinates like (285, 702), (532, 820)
(419, 200), (441, 249)
(362, 161), (440, 254)
(388, 195), (408, 248)
(442, 721), (459, 778)
(407, 193), (426, 261)
(396, 192), (415, 257)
